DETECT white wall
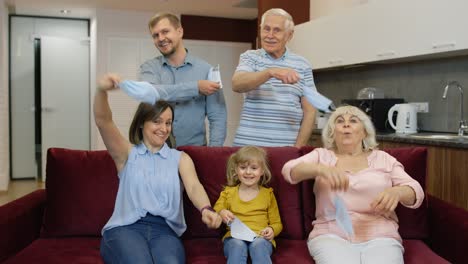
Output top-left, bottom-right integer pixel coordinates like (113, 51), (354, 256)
(310, 0), (369, 19)
(0, 0), (10, 191)
(92, 8), (155, 150)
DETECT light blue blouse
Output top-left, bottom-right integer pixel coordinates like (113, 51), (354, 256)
(102, 143), (186, 236)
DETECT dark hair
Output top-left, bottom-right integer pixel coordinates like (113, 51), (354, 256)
(128, 100), (175, 147)
(148, 12), (181, 32)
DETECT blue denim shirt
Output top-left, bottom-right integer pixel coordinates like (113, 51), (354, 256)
(139, 52), (227, 147)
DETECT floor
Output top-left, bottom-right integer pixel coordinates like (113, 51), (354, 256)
(0, 179), (45, 206)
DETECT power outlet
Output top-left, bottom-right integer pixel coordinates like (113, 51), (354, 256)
(410, 102), (429, 113)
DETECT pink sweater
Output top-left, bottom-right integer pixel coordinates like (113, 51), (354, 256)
(282, 148), (424, 243)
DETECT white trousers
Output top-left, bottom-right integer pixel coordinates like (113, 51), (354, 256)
(307, 234), (404, 264)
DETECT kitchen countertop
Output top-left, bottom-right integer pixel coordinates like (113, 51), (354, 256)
(376, 132), (468, 149)
(312, 130), (468, 149)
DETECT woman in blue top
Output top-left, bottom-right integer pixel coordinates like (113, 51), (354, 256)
(95, 73), (222, 264)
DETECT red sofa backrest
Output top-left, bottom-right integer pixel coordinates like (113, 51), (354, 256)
(178, 146), (306, 240)
(40, 146), (428, 241)
(300, 146), (429, 240)
(41, 148), (118, 237)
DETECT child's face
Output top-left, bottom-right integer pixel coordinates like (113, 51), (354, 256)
(236, 160), (264, 188)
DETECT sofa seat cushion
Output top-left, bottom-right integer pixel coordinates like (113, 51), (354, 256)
(185, 238), (314, 263)
(3, 238), (102, 264)
(403, 239), (449, 264)
(184, 238), (226, 263)
(273, 239), (314, 263)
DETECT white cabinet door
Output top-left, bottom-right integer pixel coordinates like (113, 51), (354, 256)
(290, 0), (468, 69)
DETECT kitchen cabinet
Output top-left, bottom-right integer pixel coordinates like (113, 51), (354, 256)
(289, 0), (468, 70)
(379, 140), (468, 211)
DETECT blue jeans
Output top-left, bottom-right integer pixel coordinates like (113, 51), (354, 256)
(100, 214), (185, 264)
(223, 237), (273, 264)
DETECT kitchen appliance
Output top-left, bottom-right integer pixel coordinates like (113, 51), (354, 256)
(387, 103), (418, 134)
(357, 87), (385, 99)
(341, 98), (405, 132)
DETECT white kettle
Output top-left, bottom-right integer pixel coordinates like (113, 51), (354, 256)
(387, 104), (418, 134)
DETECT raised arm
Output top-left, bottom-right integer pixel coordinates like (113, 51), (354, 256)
(232, 68), (300, 93)
(282, 150), (348, 190)
(232, 70), (272, 93)
(94, 74), (132, 171)
(139, 62), (220, 100)
(179, 152), (222, 228)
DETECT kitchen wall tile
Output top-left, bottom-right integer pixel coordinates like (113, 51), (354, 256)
(314, 55), (468, 133)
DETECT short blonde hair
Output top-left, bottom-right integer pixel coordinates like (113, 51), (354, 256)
(260, 8), (294, 32)
(322, 105), (378, 151)
(148, 12), (181, 32)
(226, 146), (272, 187)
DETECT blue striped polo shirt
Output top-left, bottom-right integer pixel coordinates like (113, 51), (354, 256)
(233, 48), (317, 146)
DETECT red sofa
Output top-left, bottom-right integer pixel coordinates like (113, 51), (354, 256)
(1, 146), (467, 263)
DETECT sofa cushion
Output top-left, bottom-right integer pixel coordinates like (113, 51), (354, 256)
(273, 239), (314, 263)
(300, 146), (428, 240)
(3, 238), (102, 264)
(184, 238), (226, 263)
(41, 148), (118, 237)
(384, 147), (428, 239)
(178, 146), (305, 240)
(403, 239), (449, 264)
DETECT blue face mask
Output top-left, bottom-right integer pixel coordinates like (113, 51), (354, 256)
(303, 88), (334, 113)
(119, 80), (160, 105)
(334, 195), (354, 237)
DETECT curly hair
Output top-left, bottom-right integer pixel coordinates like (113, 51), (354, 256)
(321, 105), (378, 151)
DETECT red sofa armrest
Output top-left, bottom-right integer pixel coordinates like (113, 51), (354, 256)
(0, 189), (46, 262)
(427, 194), (468, 264)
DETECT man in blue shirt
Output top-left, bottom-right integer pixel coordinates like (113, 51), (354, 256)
(139, 12), (227, 147)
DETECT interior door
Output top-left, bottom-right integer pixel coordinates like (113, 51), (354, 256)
(40, 36), (90, 180)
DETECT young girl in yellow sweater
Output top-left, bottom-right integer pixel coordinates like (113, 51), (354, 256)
(214, 146), (283, 264)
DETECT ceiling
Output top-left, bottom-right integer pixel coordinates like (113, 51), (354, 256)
(6, 0), (258, 19)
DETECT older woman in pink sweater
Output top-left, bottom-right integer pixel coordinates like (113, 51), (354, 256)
(282, 105), (424, 264)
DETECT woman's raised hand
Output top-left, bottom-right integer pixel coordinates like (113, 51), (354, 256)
(317, 165), (349, 191)
(98, 73), (121, 91)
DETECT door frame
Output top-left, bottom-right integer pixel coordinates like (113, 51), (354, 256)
(8, 15), (90, 180)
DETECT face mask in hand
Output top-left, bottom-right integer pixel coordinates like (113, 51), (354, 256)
(334, 195), (354, 237)
(208, 64), (223, 88)
(119, 80), (160, 105)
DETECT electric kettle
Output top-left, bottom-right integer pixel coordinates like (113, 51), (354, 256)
(387, 104), (418, 134)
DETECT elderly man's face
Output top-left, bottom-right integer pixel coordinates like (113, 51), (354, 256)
(260, 15), (292, 59)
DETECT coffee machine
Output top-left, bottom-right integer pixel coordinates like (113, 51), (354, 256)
(341, 98), (405, 132)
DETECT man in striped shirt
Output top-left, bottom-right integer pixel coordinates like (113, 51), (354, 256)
(232, 8), (317, 147)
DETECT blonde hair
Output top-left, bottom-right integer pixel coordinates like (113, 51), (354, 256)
(322, 105), (378, 151)
(148, 12), (181, 32)
(226, 146), (272, 187)
(260, 8), (295, 32)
